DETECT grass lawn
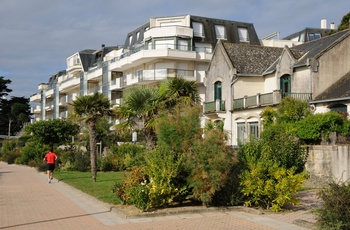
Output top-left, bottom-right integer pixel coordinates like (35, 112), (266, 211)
(54, 170), (125, 205)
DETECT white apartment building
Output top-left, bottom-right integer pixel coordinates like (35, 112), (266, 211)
(30, 14), (261, 122)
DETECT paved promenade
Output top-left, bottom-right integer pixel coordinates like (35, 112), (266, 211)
(0, 162), (315, 230)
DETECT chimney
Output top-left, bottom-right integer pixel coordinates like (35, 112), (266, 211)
(330, 22), (335, 30)
(321, 19), (327, 29)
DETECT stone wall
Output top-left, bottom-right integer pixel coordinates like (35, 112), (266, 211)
(305, 145), (350, 187)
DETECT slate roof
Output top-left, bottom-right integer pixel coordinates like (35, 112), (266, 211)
(291, 30), (349, 66)
(314, 71), (350, 100)
(282, 28), (332, 42)
(222, 42), (283, 75)
(124, 15), (261, 49)
(78, 49), (96, 72)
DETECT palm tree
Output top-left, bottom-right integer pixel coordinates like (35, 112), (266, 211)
(70, 92), (113, 182)
(114, 77), (200, 148)
(159, 77), (201, 108)
(114, 85), (160, 148)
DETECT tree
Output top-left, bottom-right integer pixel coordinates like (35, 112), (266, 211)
(114, 85), (160, 147)
(114, 77), (200, 148)
(338, 11), (350, 31)
(0, 96), (31, 136)
(25, 119), (80, 149)
(0, 76), (12, 98)
(70, 92), (114, 182)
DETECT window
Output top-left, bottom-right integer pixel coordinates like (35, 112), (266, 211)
(214, 81), (222, 101)
(238, 27), (249, 42)
(248, 122), (259, 140)
(129, 35), (132, 45)
(146, 41), (152, 50)
(308, 33), (321, 41)
(215, 25), (226, 39)
(330, 104), (347, 112)
(280, 75), (291, 97)
(308, 33), (315, 41)
(193, 22), (204, 37)
(237, 122), (245, 144)
(133, 69), (143, 80)
(136, 32), (140, 41)
(155, 40), (174, 49)
(178, 39), (189, 51)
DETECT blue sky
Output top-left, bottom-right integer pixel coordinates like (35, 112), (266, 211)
(0, 0), (349, 98)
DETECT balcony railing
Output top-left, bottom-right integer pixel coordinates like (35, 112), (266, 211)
(109, 43), (212, 64)
(233, 91), (312, 110)
(204, 100), (226, 113)
(138, 69), (195, 82)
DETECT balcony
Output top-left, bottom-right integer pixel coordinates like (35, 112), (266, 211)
(31, 105), (41, 114)
(204, 100), (226, 113)
(66, 63), (82, 75)
(127, 68), (195, 86)
(60, 76), (80, 93)
(30, 93), (41, 103)
(233, 92), (312, 110)
(107, 43), (212, 71)
(144, 26), (193, 41)
(87, 86), (101, 94)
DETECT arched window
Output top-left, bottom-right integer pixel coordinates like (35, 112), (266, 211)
(280, 75), (291, 98)
(214, 81), (222, 101)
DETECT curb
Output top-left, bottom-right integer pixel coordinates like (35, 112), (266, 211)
(111, 205), (263, 219)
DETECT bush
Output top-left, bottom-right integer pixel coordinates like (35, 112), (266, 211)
(240, 159), (307, 212)
(238, 139), (308, 211)
(316, 181), (350, 230)
(188, 129), (235, 206)
(20, 142), (45, 165)
(114, 167), (149, 211)
(110, 143), (145, 171)
(98, 154), (115, 172)
(295, 112), (350, 144)
(143, 147), (187, 209)
(58, 148), (90, 172)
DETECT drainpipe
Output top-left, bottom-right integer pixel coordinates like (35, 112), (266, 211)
(230, 74), (238, 147)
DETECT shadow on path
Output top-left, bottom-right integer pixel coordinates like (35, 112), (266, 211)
(0, 209), (112, 229)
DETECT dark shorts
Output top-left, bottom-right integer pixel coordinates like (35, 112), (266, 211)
(46, 164), (55, 171)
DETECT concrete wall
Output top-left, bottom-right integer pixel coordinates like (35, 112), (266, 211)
(305, 145), (350, 187)
(313, 34), (350, 98)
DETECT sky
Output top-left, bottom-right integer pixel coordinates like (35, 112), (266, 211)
(1, 0), (349, 99)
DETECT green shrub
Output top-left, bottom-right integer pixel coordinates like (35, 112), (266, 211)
(188, 129), (235, 206)
(260, 124), (307, 173)
(20, 142), (45, 165)
(296, 112), (349, 144)
(98, 155), (115, 172)
(316, 181), (350, 230)
(144, 147), (187, 209)
(238, 138), (308, 211)
(114, 167), (149, 211)
(240, 159), (307, 212)
(58, 148), (90, 172)
(110, 143), (145, 171)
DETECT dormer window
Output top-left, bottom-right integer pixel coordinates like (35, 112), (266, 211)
(215, 25), (226, 39)
(238, 27), (249, 42)
(193, 22), (204, 37)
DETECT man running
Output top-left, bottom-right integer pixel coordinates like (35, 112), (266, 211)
(43, 148), (58, 183)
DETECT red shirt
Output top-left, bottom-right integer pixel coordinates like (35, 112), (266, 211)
(45, 152), (57, 164)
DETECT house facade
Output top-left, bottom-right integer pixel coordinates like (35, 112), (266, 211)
(204, 29), (350, 147)
(30, 14), (261, 122)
